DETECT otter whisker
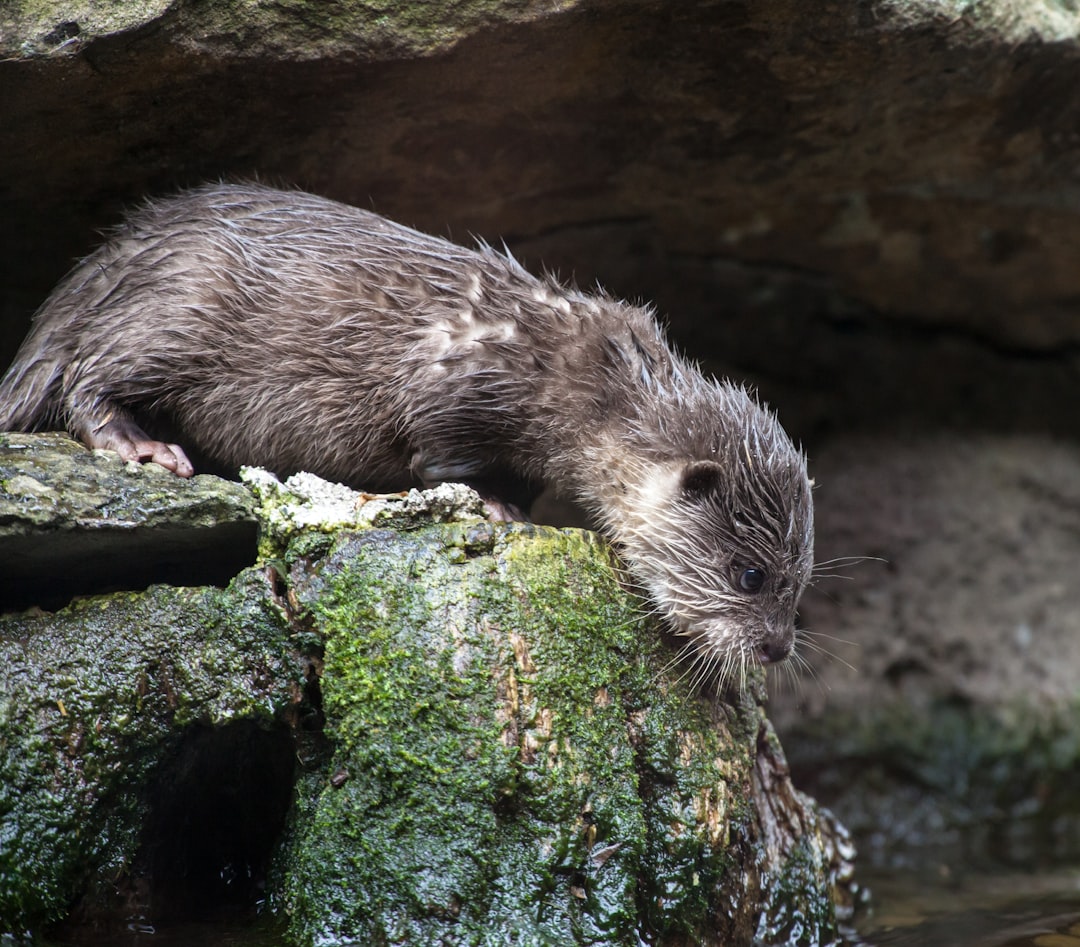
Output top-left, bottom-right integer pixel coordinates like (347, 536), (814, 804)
(794, 633), (858, 675)
(812, 555), (887, 580)
(801, 629), (858, 648)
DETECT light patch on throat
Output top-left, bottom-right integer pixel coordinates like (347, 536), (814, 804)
(610, 460), (685, 539)
(632, 462), (684, 510)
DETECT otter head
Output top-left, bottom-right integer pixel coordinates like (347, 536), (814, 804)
(673, 447), (814, 667)
(614, 394), (814, 686)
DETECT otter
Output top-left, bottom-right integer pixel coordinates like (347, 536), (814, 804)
(0, 183), (813, 681)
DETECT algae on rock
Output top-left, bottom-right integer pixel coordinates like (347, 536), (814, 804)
(0, 447), (853, 945)
(264, 475), (854, 946)
(0, 570), (304, 928)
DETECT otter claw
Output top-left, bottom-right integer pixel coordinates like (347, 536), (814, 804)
(85, 417), (195, 478)
(482, 498), (528, 522)
(133, 440), (195, 478)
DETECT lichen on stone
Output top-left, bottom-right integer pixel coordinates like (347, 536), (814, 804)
(241, 466), (485, 559)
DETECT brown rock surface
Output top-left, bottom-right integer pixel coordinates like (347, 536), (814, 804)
(768, 433), (1080, 860)
(777, 433), (1080, 717)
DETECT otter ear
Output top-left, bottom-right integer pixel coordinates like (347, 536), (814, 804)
(680, 460), (724, 498)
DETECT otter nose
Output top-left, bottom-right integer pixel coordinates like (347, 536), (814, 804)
(756, 634), (793, 665)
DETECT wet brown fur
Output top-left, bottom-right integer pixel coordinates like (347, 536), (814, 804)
(0, 183), (814, 681)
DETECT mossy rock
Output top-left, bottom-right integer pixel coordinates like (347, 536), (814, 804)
(0, 570), (304, 929)
(0, 450), (851, 945)
(0, 431), (257, 612)
(270, 518), (849, 946)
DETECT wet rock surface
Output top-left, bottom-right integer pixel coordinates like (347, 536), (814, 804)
(770, 433), (1080, 866)
(0, 444), (853, 945)
(0, 432), (257, 611)
(263, 477), (855, 946)
(0, 570), (303, 928)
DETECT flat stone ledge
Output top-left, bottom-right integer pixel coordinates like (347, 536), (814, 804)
(0, 431), (258, 611)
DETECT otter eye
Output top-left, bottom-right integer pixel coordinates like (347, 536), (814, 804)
(738, 567), (767, 593)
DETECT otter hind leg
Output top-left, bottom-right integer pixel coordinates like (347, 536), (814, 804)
(77, 408), (195, 478)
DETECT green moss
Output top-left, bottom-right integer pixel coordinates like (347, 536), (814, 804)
(274, 522), (785, 945)
(0, 570), (302, 929)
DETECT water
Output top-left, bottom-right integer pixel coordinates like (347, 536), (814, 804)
(855, 865), (1080, 947)
(29, 839), (1080, 947)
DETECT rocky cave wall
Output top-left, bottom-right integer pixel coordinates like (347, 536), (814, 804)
(4, 0), (1080, 873)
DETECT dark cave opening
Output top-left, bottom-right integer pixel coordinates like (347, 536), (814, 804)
(135, 721), (297, 925)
